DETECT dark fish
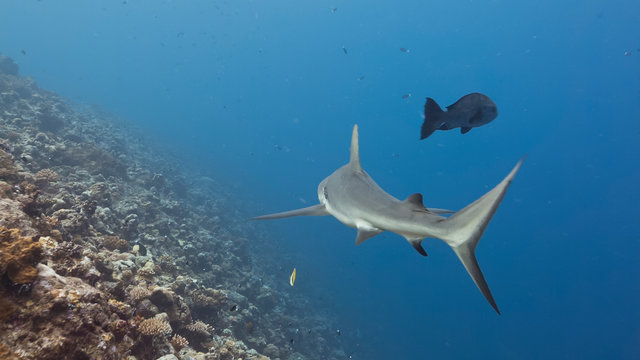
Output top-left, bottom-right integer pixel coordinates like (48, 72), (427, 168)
(357, 76), (365, 81)
(331, 7), (338, 13)
(402, 93), (411, 99)
(400, 47), (410, 53)
(21, 50), (26, 55)
(230, 305), (238, 311)
(290, 338), (294, 344)
(342, 46), (348, 55)
(420, 92), (498, 140)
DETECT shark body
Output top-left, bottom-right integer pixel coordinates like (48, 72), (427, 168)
(253, 125), (523, 314)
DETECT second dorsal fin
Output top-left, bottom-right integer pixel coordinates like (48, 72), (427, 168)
(403, 193), (426, 209)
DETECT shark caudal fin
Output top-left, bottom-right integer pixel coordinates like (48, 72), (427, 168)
(421, 97), (445, 140)
(252, 204), (328, 220)
(440, 157), (525, 314)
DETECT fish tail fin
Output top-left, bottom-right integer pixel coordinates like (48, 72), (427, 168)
(440, 157), (525, 314)
(421, 97), (445, 140)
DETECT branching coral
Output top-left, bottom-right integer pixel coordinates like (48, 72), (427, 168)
(138, 317), (172, 336)
(184, 320), (212, 337)
(0, 227), (43, 284)
(191, 287), (227, 310)
(170, 334), (188, 350)
(128, 285), (151, 303)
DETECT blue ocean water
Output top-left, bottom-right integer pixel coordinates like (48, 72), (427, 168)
(2, 0), (639, 358)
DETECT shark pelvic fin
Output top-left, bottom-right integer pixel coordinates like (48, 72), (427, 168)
(349, 124), (362, 171)
(355, 227), (382, 245)
(252, 204), (328, 220)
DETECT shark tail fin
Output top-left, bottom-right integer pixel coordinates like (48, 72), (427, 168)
(252, 204), (328, 220)
(349, 124), (362, 171)
(440, 157), (525, 314)
(421, 97), (445, 140)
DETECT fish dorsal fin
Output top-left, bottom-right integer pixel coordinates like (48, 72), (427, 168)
(403, 193), (426, 209)
(349, 124), (362, 171)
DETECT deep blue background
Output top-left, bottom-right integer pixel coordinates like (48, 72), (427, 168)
(2, 0), (639, 358)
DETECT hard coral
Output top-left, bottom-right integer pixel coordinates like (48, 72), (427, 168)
(170, 334), (188, 350)
(0, 227), (43, 284)
(138, 316), (172, 336)
(103, 235), (130, 251)
(34, 169), (59, 187)
(191, 287), (227, 310)
(184, 320), (212, 337)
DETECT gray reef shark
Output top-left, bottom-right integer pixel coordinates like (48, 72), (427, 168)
(253, 125), (523, 314)
(420, 92), (498, 140)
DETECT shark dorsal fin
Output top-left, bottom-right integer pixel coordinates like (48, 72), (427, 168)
(349, 124), (362, 171)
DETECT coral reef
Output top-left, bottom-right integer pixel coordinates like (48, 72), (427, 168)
(0, 227), (43, 284)
(0, 52), (345, 359)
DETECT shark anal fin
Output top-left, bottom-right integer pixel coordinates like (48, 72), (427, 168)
(355, 228), (382, 245)
(461, 127), (472, 134)
(252, 204), (328, 220)
(410, 240), (428, 256)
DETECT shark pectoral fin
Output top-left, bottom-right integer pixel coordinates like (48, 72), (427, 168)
(252, 204), (328, 220)
(355, 228), (382, 246)
(452, 244), (500, 315)
(461, 127), (472, 134)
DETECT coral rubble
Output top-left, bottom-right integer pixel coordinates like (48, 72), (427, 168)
(0, 52), (345, 359)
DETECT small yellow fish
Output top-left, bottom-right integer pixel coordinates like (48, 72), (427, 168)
(289, 268), (296, 286)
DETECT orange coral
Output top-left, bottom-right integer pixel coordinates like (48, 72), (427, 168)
(0, 227), (43, 284)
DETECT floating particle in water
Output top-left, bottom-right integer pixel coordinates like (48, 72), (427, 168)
(624, 51), (632, 56)
(357, 76), (365, 81)
(402, 93), (411, 99)
(336, 329), (341, 336)
(331, 7), (338, 13)
(342, 46), (348, 55)
(400, 47), (410, 53)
